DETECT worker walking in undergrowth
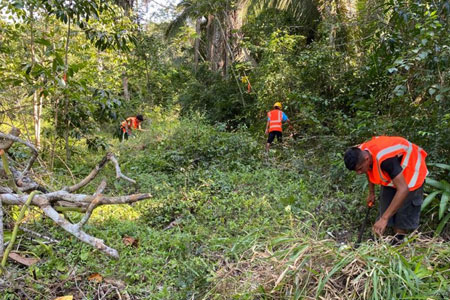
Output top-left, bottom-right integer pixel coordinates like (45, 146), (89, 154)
(344, 136), (428, 245)
(118, 114), (146, 141)
(265, 102), (293, 152)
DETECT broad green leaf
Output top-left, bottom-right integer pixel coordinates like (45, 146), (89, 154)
(439, 192), (449, 220)
(34, 38), (51, 47)
(428, 163), (450, 171)
(421, 191), (441, 211)
(426, 178), (445, 190)
(435, 213), (450, 235)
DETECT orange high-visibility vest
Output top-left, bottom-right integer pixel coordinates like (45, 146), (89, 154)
(268, 109), (283, 132)
(359, 136), (428, 191)
(121, 117), (140, 133)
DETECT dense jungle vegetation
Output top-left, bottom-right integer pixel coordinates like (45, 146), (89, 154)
(0, 0), (449, 299)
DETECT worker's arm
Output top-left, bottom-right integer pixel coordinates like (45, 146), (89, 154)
(287, 119), (293, 131)
(136, 123), (148, 131)
(372, 173), (409, 236)
(265, 120), (269, 135)
(366, 175), (375, 207)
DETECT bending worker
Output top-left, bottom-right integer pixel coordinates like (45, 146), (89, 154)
(344, 136), (428, 243)
(265, 102), (292, 152)
(120, 114), (145, 141)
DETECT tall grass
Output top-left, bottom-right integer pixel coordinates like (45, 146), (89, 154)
(205, 217), (450, 299)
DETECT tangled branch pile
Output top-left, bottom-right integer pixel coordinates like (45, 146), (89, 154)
(0, 127), (151, 267)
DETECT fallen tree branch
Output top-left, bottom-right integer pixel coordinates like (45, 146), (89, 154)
(19, 226), (59, 243)
(40, 202), (119, 258)
(0, 131), (38, 181)
(64, 153), (135, 193)
(108, 154), (136, 184)
(0, 192), (152, 207)
(0, 130), (151, 261)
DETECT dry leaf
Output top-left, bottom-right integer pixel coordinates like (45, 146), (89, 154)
(53, 296), (73, 300)
(88, 273), (103, 283)
(8, 252), (39, 266)
(122, 235), (138, 247)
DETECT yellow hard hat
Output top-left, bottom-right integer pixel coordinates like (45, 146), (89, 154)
(273, 102), (282, 109)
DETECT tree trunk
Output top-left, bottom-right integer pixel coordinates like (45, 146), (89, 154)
(29, 5), (42, 149)
(206, 14), (227, 73)
(194, 17), (202, 72)
(33, 91), (43, 148)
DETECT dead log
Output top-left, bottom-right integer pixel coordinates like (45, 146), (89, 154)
(0, 128), (151, 261)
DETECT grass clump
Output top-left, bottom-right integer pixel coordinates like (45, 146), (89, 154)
(206, 224), (450, 300)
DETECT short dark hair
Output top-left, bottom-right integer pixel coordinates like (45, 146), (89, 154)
(136, 114), (144, 121)
(344, 147), (364, 170)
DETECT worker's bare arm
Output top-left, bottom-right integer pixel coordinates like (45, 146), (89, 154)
(366, 175), (375, 207)
(372, 173), (409, 235)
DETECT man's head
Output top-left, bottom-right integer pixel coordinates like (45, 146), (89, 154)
(344, 147), (371, 174)
(136, 115), (144, 122)
(273, 102), (282, 110)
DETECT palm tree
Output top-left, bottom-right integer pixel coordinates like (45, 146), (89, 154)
(165, 0), (321, 75)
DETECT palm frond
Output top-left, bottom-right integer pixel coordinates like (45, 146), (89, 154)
(165, 1), (196, 39)
(248, 0), (320, 25)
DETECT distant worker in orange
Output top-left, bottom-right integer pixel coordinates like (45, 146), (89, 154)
(344, 136), (428, 244)
(119, 114), (145, 141)
(265, 102), (292, 152)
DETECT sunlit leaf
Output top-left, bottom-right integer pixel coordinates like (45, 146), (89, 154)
(421, 191), (441, 211)
(439, 192), (449, 220)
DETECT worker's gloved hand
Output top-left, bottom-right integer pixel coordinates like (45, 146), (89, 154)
(366, 193), (375, 208)
(288, 125), (293, 131)
(265, 129), (268, 135)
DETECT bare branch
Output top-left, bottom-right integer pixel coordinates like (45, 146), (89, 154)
(108, 153), (136, 184)
(94, 179), (107, 196)
(76, 194), (102, 229)
(0, 192), (152, 207)
(19, 227), (59, 243)
(0, 131), (38, 180)
(64, 155), (109, 192)
(0, 127), (21, 151)
(40, 202), (119, 258)
(64, 153), (135, 192)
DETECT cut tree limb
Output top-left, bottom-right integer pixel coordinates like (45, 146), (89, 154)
(40, 202), (119, 258)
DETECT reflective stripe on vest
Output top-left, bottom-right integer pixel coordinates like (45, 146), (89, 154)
(268, 110), (282, 132)
(359, 136), (428, 191)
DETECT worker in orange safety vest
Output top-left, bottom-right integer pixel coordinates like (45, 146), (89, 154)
(344, 136), (428, 244)
(119, 114), (145, 141)
(265, 102), (292, 152)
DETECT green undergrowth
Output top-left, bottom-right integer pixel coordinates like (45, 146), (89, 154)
(2, 114), (449, 299)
